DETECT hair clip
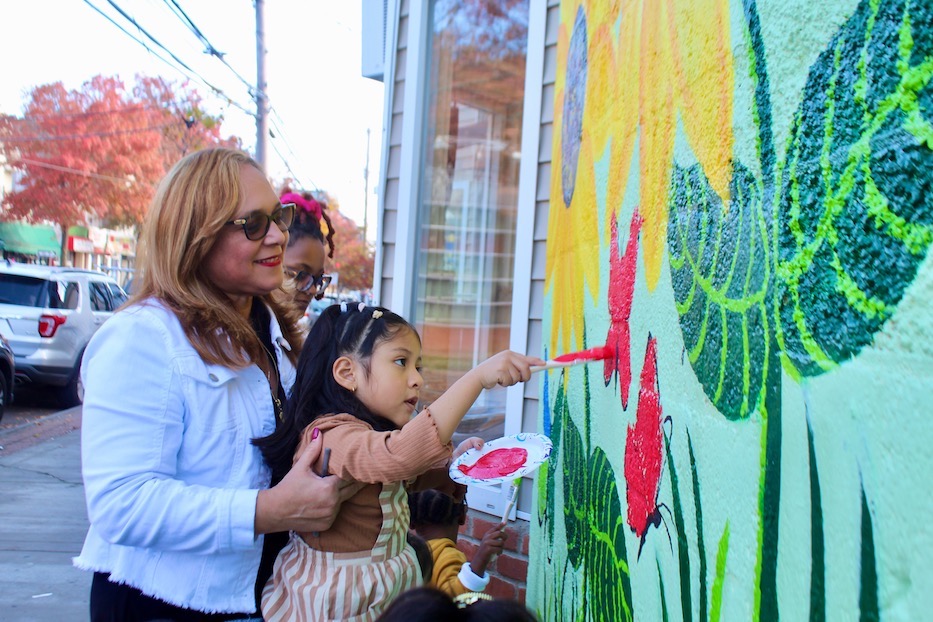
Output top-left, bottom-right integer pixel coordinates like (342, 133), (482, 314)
(340, 301), (348, 313)
(454, 592), (494, 609)
(358, 302), (366, 312)
(372, 310), (383, 319)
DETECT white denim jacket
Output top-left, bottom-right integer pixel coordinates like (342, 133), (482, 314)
(73, 299), (296, 614)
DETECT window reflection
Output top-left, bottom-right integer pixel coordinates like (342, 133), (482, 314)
(414, 0), (529, 443)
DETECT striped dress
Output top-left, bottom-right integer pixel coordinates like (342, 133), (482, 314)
(260, 480), (420, 621)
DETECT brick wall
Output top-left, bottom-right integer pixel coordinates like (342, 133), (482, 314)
(457, 509), (530, 604)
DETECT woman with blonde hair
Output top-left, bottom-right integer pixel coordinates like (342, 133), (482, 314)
(75, 147), (348, 621)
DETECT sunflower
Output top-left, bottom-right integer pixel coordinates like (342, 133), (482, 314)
(546, 0), (735, 350)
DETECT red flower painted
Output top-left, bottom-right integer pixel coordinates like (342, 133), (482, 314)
(624, 334), (665, 556)
(605, 209), (643, 409)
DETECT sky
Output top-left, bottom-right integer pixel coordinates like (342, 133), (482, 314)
(0, 1), (385, 239)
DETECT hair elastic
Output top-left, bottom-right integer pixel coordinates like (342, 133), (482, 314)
(340, 301), (348, 313)
(280, 191), (323, 222)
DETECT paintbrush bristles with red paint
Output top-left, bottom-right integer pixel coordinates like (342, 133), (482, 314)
(530, 345), (613, 372)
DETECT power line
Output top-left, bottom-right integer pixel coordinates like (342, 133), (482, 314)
(2, 122), (177, 143)
(161, 0), (265, 99)
(80, 0), (306, 190)
(82, 0), (257, 118)
(16, 158), (135, 184)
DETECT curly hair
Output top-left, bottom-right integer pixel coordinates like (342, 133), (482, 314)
(409, 489), (467, 529)
(280, 187), (335, 258)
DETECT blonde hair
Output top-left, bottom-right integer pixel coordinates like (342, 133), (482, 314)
(132, 147), (301, 368)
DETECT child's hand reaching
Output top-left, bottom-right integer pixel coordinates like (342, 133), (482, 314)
(430, 350), (546, 444)
(470, 522), (508, 577)
(453, 436), (484, 461)
(471, 350), (545, 389)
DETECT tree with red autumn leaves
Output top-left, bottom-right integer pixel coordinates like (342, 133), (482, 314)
(329, 207), (374, 292)
(0, 75), (239, 228)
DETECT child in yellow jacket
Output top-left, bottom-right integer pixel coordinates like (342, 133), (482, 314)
(408, 488), (507, 596)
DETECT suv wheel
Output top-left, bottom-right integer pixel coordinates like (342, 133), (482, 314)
(0, 370), (7, 423)
(56, 356), (84, 408)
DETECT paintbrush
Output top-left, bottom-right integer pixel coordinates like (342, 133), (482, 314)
(530, 345), (612, 372)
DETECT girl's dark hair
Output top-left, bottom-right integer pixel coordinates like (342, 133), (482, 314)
(282, 187), (335, 258)
(376, 587), (460, 622)
(409, 489), (467, 529)
(406, 532), (435, 582)
(254, 302), (419, 482)
(466, 599), (539, 621)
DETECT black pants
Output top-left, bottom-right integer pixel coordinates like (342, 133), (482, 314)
(90, 573), (256, 622)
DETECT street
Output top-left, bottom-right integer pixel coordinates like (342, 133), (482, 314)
(0, 388), (74, 455)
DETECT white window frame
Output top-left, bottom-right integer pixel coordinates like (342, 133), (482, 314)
(378, 0), (548, 519)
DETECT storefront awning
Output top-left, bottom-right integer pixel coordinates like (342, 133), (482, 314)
(0, 222), (61, 258)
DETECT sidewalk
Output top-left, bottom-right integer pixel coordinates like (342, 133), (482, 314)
(0, 408), (89, 621)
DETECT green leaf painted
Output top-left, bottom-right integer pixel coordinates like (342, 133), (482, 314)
(658, 557), (671, 622)
(562, 412), (634, 621)
(665, 428), (693, 622)
(710, 522), (730, 622)
(776, 0), (933, 377)
(538, 378), (566, 556)
(668, 160), (772, 420)
(859, 484), (879, 621)
(687, 433), (708, 622)
(807, 417), (826, 622)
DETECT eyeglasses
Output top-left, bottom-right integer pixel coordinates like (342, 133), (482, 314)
(285, 270), (332, 296)
(225, 202), (296, 241)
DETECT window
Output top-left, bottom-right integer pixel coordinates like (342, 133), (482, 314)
(412, 0), (530, 445)
(107, 283), (127, 308)
(50, 281), (80, 310)
(0, 274), (46, 307)
(89, 282), (113, 312)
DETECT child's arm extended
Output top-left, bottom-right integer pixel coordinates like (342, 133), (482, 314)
(428, 351), (545, 444)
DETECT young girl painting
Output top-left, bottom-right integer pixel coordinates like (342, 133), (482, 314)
(254, 302), (543, 621)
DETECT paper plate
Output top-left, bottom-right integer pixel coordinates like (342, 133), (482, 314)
(450, 433), (553, 486)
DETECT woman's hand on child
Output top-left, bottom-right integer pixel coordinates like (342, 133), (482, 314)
(453, 436), (484, 461)
(472, 351), (546, 390)
(471, 522), (508, 576)
(254, 430), (344, 535)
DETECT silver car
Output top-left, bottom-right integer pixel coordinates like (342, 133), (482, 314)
(0, 263), (127, 407)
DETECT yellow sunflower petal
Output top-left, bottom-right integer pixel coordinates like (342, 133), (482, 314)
(639, 0), (677, 290)
(670, 0), (734, 203)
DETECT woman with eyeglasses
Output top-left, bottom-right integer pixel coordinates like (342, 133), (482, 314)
(75, 148), (350, 621)
(279, 189), (336, 324)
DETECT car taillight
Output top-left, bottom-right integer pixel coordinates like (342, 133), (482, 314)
(38, 314), (67, 338)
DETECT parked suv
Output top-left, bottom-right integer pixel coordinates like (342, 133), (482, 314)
(0, 334), (14, 422)
(0, 263), (127, 407)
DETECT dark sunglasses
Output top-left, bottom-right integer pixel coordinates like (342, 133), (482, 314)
(285, 270), (333, 296)
(225, 202), (296, 241)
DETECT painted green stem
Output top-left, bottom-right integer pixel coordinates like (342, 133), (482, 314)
(859, 484), (878, 621)
(666, 431), (693, 622)
(688, 433), (709, 622)
(806, 413), (826, 621)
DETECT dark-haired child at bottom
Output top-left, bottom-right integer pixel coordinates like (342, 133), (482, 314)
(409, 487), (507, 596)
(254, 302), (544, 622)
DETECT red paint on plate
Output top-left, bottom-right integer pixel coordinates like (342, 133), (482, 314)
(458, 447), (528, 479)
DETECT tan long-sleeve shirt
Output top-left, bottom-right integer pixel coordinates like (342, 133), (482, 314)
(293, 409), (454, 553)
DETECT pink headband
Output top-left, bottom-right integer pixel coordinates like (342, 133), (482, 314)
(280, 192), (323, 222)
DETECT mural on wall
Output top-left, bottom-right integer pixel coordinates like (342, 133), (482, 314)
(532, 0), (933, 619)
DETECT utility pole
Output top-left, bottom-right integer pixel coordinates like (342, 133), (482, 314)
(254, 0), (268, 169)
(363, 128), (371, 241)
